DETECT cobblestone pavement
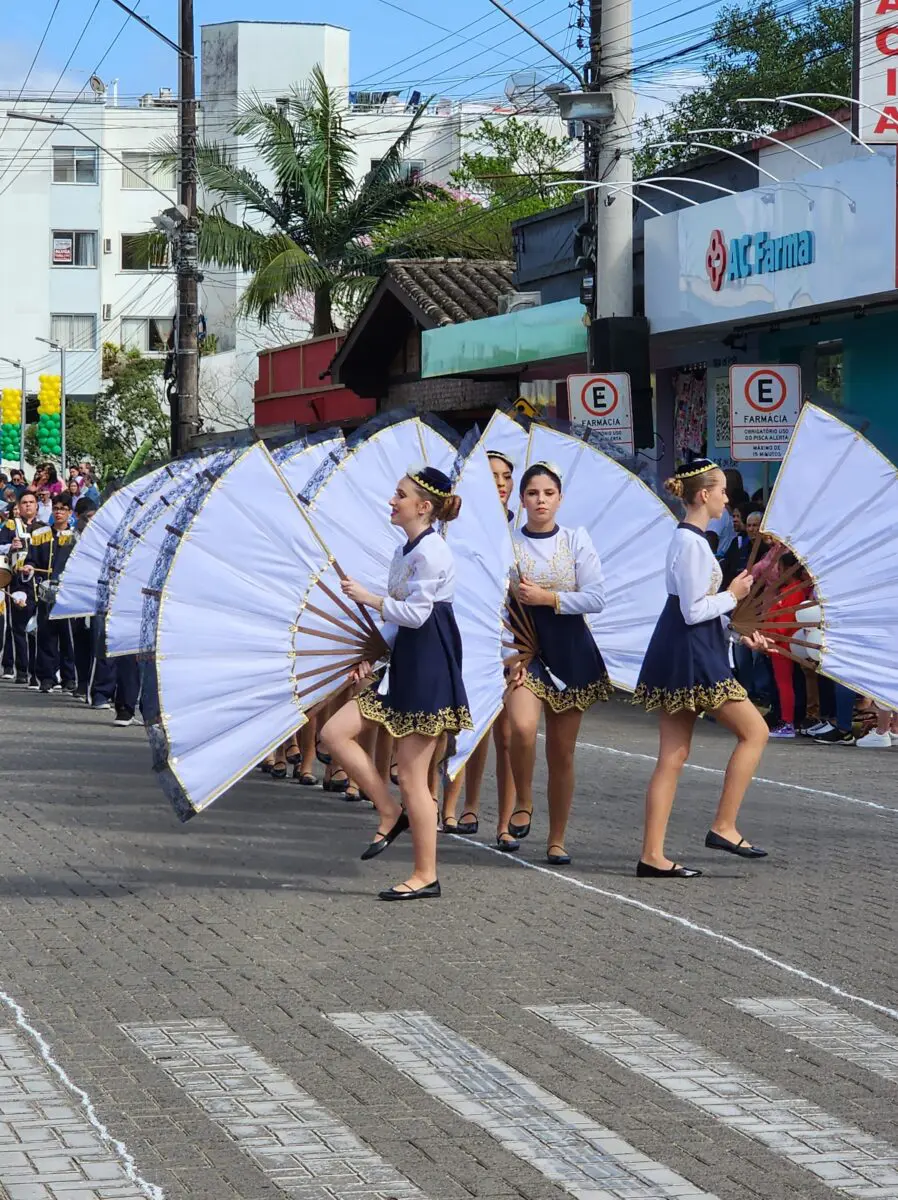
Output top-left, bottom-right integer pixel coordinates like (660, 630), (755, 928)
(0, 681), (895, 1200)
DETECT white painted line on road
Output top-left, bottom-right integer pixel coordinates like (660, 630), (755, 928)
(121, 1018), (429, 1200)
(532, 1003), (898, 1197)
(452, 836), (898, 1025)
(730, 998), (898, 1083)
(567, 735), (898, 817)
(329, 1008), (716, 1200)
(0, 1020), (161, 1199)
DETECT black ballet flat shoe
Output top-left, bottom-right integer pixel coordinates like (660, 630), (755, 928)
(315, 737), (332, 767)
(269, 765), (288, 779)
(360, 811), (409, 861)
(704, 830), (768, 858)
(546, 844), (571, 865)
(637, 860), (702, 878)
(377, 880), (441, 901)
(496, 833), (520, 853)
(508, 807), (533, 839)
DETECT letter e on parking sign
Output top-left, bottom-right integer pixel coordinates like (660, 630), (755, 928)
(729, 363), (801, 461)
(567, 372), (634, 452)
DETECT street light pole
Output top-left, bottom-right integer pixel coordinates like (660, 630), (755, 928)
(0, 356), (26, 469)
(176, 0), (200, 455)
(35, 338), (66, 477)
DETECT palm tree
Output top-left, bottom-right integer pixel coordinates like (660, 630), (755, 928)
(189, 67), (435, 334)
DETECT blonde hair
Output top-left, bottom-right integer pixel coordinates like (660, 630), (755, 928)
(664, 463), (722, 505)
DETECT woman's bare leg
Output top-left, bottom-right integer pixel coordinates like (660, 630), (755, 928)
(709, 699), (769, 844)
(320, 702), (401, 835)
(394, 733), (440, 888)
(641, 710), (697, 868)
(493, 711), (517, 837)
(544, 707), (583, 853)
(504, 685), (542, 830)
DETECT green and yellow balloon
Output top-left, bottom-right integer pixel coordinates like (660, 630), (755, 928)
(36, 375), (62, 457)
(1, 387), (22, 463)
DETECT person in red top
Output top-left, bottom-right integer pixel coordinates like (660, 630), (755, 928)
(766, 552), (811, 739)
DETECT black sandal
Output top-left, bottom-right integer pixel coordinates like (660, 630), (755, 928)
(390, 758), (399, 786)
(316, 736), (332, 767)
(547, 843), (571, 865)
(508, 807), (533, 839)
(441, 816), (459, 834)
(270, 764), (288, 780)
(457, 811), (479, 835)
(343, 786), (362, 803)
(361, 811), (409, 860)
(323, 767), (349, 793)
(293, 765), (318, 785)
(285, 747), (303, 765)
(496, 832), (519, 853)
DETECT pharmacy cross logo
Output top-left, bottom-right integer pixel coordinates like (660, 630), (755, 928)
(706, 228), (728, 292)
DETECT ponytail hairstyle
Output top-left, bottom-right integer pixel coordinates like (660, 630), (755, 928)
(519, 460), (562, 497)
(664, 458), (721, 505)
(407, 465), (462, 523)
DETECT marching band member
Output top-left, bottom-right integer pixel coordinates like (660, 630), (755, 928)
(22, 491), (77, 693)
(0, 491), (44, 684)
(441, 449), (516, 841)
(633, 460), (770, 878)
(321, 466), (471, 901)
(505, 461), (609, 864)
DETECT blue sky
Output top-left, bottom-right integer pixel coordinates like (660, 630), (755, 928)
(2, 0), (708, 113)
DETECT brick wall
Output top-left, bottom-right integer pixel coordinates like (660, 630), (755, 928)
(385, 377), (511, 413)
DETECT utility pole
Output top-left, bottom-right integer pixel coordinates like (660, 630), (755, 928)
(589, 0), (634, 326)
(175, 0), (200, 455)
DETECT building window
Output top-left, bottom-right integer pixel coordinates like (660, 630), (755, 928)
(51, 231), (98, 267)
(49, 315), (97, 351)
(121, 234), (167, 271)
(370, 157), (426, 182)
(814, 340), (844, 407)
(121, 316), (173, 353)
(52, 147), (98, 184)
(121, 151), (176, 191)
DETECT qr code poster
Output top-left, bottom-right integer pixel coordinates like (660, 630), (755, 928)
(713, 375), (730, 448)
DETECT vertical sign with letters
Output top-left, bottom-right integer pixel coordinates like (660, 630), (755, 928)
(729, 364), (801, 461)
(857, 0), (898, 141)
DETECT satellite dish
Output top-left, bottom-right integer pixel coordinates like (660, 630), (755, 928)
(89, 75), (106, 95)
(504, 70), (541, 107)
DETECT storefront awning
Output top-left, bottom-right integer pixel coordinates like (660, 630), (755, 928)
(421, 298), (587, 379)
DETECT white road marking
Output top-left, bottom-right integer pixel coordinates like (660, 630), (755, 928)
(451, 835), (898, 1024)
(329, 1008), (716, 1200)
(121, 1019), (428, 1199)
(567, 734), (898, 817)
(532, 1003), (898, 1197)
(730, 997), (898, 1083)
(0, 1017), (161, 1199)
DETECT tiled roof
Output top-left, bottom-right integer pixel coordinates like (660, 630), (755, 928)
(385, 258), (516, 325)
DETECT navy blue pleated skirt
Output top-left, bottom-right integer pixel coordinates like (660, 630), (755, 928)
(357, 601), (473, 738)
(633, 594), (747, 714)
(513, 599), (611, 713)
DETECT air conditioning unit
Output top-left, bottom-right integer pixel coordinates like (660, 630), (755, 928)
(498, 291), (541, 315)
(103, 238), (112, 255)
(102, 303), (112, 321)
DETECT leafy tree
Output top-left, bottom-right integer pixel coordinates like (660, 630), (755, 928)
(635, 0), (853, 176)
(169, 66), (439, 334)
(25, 346), (170, 487)
(372, 117), (581, 259)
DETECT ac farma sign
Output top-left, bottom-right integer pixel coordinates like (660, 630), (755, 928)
(705, 227), (815, 292)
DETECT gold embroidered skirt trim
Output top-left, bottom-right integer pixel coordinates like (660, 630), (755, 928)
(632, 679), (748, 715)
(522, 672), (612, 713)
(357, 690), (474, 739)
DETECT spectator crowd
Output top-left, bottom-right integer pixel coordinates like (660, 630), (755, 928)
(1, 462), (142, 725)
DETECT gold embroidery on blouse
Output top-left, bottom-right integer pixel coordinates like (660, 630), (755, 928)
(514, 531), (577, 591)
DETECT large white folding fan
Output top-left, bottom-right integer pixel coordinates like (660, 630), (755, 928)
(521, 424), (676, 692)
(275, 431), (344, 493)
(756, 403), (898, 710)
(445, 437), (516, 779)
(53, 459), (193, 621)
(145, 443), (388, 820)
(104, 455), (223, 656)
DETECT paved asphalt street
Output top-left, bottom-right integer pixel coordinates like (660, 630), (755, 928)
(0, 681), (896, 1200)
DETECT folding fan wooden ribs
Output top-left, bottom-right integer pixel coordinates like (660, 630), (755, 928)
(291, 565), (389, 708)
(729, 542), (822, 666)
